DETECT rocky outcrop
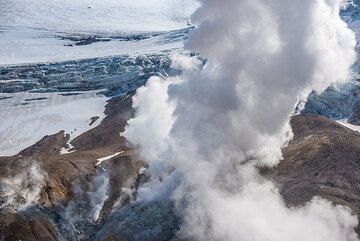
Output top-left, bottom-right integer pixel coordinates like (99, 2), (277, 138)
(264, 114), (360, 233)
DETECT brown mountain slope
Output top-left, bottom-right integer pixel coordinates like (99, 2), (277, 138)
(0, 95), (145, 241)
(2, 94), (360, 240)
(264, 114), (360, 233)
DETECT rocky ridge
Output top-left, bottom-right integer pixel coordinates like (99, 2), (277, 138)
(2, 92), (360, 240)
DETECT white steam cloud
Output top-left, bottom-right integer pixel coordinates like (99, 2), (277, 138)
(65, 172), (110, 227)
(124, 0), (358, 240)
(0, 162), (46, 211)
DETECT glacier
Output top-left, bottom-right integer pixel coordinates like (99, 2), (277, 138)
(302, 1), (360, 124)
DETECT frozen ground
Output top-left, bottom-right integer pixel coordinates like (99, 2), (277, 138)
(0, 91), (108, 156)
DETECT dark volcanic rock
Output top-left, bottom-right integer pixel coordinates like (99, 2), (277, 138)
(264, 114), (360, 232)
(96, 200), (179, 241)
(0, 211), (57, 241)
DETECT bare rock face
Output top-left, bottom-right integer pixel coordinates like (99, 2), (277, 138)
(0, 211), (58, 241)
(263, 115), (360, 232)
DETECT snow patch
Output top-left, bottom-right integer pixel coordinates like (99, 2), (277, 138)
(60, 141), (76, 155)
(0, 91), (108, 156)
(96, 152), (124, 166)
(337, 119), (360, 132)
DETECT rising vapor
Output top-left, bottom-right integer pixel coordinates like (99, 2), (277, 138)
(124, 0), (359, 240)
(0, 162), (46, 211)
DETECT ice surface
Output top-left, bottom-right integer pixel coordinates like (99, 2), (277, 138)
(302, 82), (360, 120)
(1, 0), (198, 33)
(0, 28), (190, 65)
(0, 0), (197, 65)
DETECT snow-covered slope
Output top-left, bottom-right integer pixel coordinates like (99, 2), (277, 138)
(0, 0), (198, 65)
(0, 28), (190, 65)
(1, 0), (198, 33)
(0, 91), (108, 156)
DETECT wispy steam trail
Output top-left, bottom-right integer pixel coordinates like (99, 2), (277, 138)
(0, 162), (46, 211)
(125, 0), (358, 240)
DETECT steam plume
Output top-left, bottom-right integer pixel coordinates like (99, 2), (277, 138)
(0, 162), (46, 211)
(124, 0), (358, 240)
